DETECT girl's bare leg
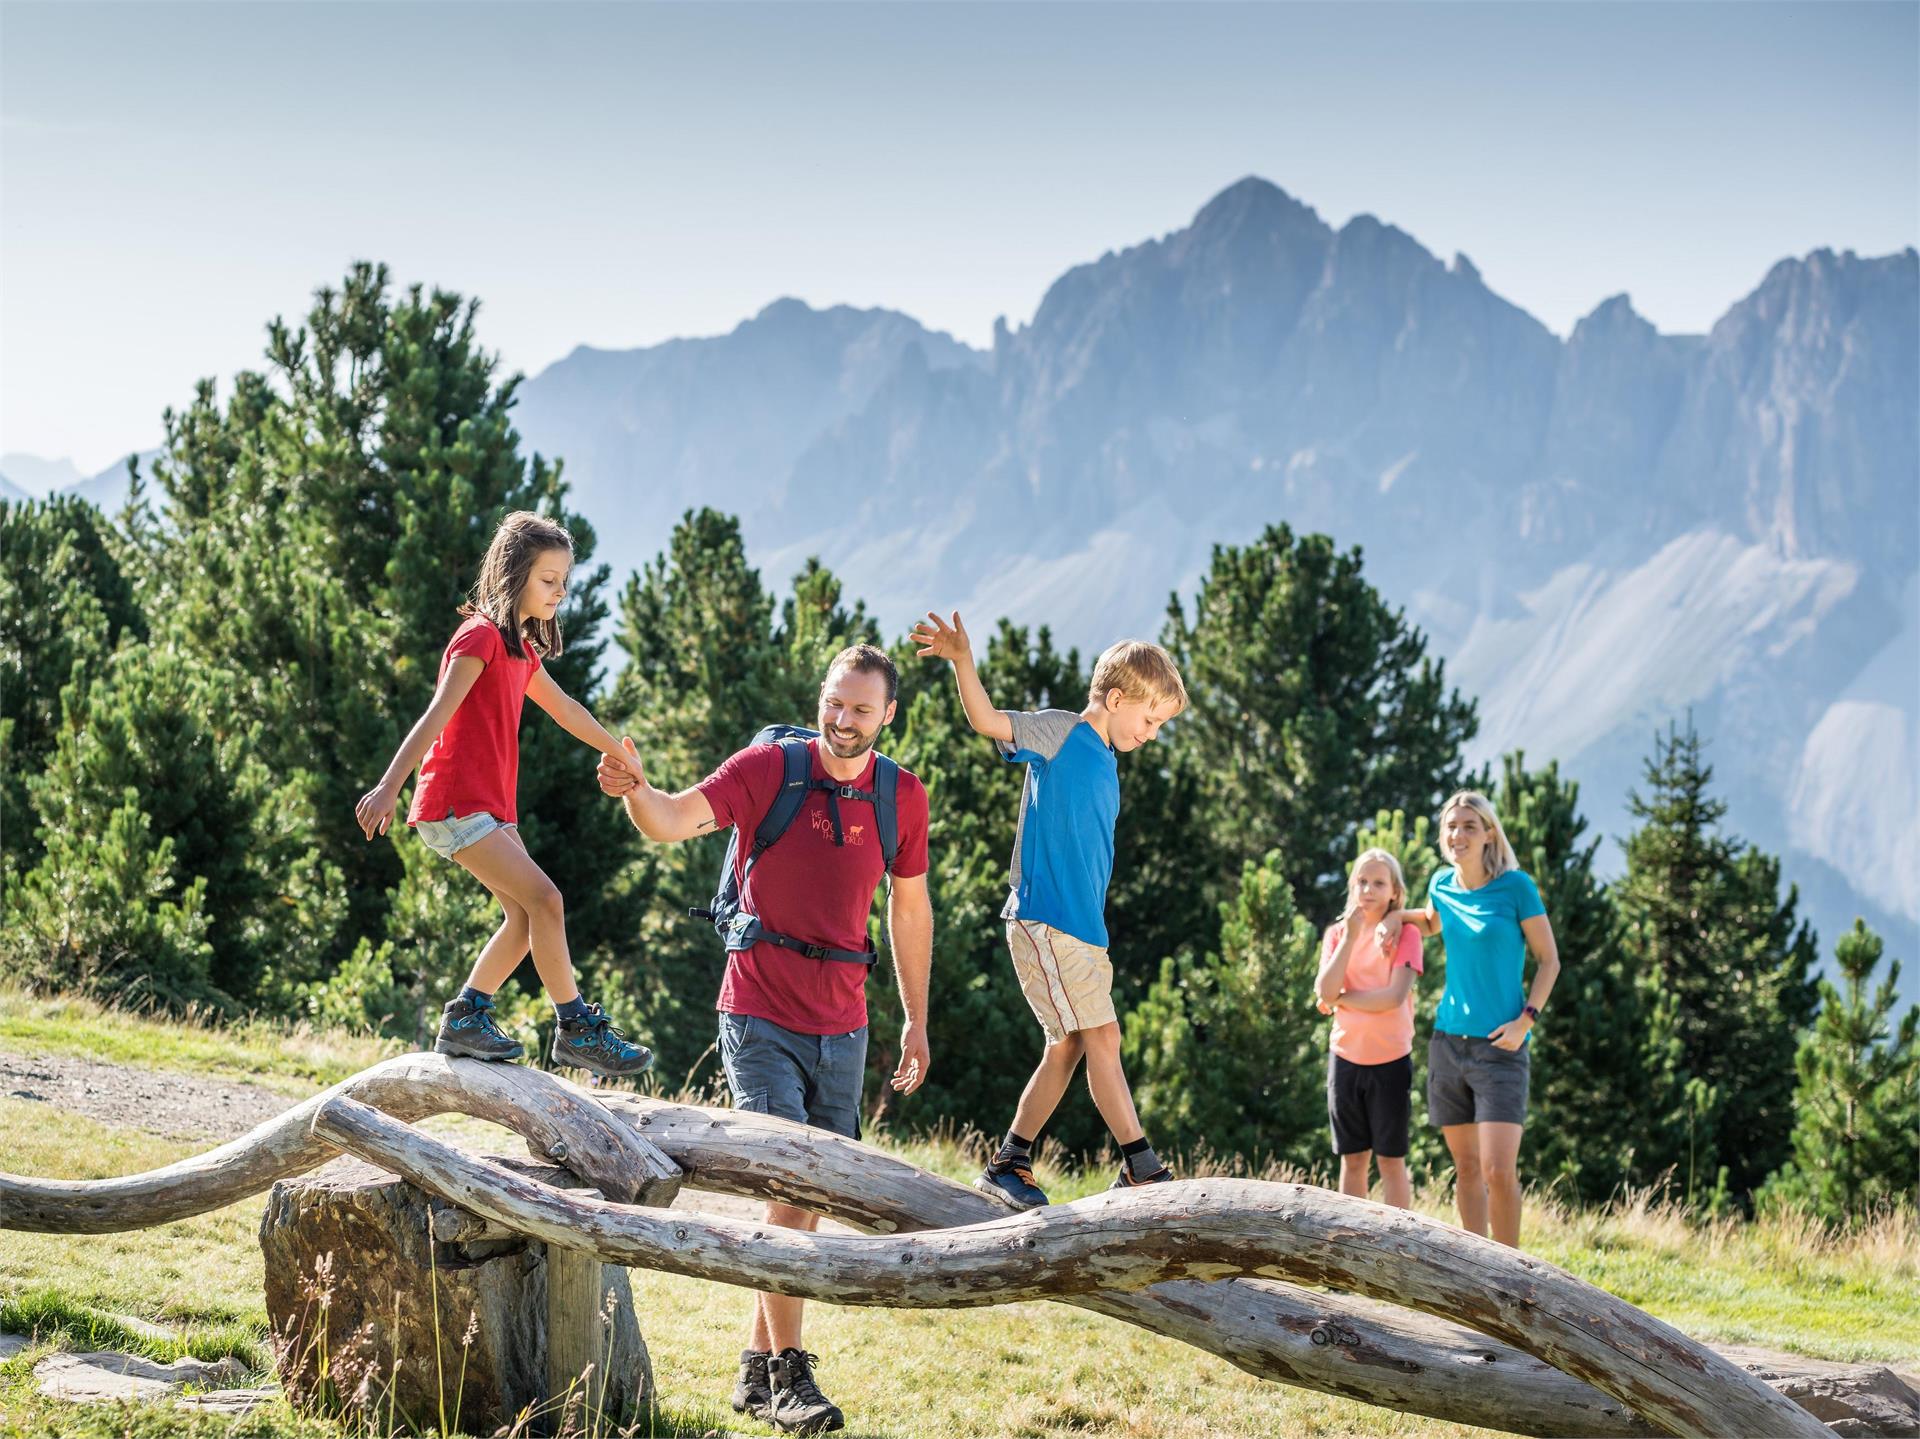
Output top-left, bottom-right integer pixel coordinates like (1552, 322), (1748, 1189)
(453, 828), (579, 1004)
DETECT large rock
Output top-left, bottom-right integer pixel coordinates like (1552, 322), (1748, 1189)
(261, 1156), (650, 1435)
(33, 1350), (246, 1402)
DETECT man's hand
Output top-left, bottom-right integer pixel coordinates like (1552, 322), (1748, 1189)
(1487, 1014), (1533, 1051)
(890, 1020), (930, 1094)
(354, 780), (400, 840)
(911, 610), (973, 666)
(597, 736), (645, 797)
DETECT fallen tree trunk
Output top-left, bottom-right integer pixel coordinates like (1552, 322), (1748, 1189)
(313, 1095), (1829, 1439)
(5, 1057), (1907, 1437)
(0, 1053), (681, 1230)
(598, 1092), (1918, 1439)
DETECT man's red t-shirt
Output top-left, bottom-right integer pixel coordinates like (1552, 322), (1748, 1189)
(407, 615), (542, 826)
(697, 740), (930, 1035)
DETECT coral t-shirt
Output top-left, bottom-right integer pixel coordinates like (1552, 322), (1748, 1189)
(697, 740), (930, 1036)
(407, 616), (542, 826)
(1323, 921), (1424, 1065)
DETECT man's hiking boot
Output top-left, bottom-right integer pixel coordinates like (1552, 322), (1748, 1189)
(1111, 1162), (1174, 1189)
(731, 1348), (772, 1422)
(551, 1004), (653, 1078)
(768, 1348), (843, 1435)
(976, 1159), (1049, 1210)
(432, 994), (524, 1062)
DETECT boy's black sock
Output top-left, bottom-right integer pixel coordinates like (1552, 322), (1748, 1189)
(456, 985), (491, 1008)
(1121, 1136), (1166, 1179)
(991, 1131), (1034, 1168)
(554, 995), (592, 1023)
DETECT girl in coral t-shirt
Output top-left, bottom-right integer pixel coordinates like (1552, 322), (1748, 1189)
(354, 511), (651, 1076)
(1314, 847), (1424, 1209)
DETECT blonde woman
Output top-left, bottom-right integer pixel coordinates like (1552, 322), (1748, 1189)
(1315, 848), (1424, 1208)
(1379, 792), (1560, 1246)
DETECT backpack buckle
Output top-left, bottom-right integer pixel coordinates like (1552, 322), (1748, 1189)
(803, 943), (828, 960)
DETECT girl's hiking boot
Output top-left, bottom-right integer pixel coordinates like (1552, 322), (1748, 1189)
(976, 1159), (1049, 1209)
(768, 1348), (843, 1434)
(551, 1004), (654, 1077)
(1111, 1162), (1174, 1189)
(433, 994), (525, 1062)
(731, 1349), (772, 1421)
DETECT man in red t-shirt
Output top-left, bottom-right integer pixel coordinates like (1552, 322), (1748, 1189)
(598, 643), (931, 1435)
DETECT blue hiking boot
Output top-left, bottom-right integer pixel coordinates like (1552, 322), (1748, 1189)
(1111, 1161), (1174, 1189)
(433, 994), (525, 1062)
(551, 1003), (653, 1078)
(975, 1158), (1049, 1210)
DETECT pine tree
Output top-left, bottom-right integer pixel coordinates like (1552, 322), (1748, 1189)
(1618, 720), (1818, 1204)
(1762, 922), (1918, 1221)
(1495, 753), (1642, 1201)
(0, 495), (147, 871)
(1125, 852), (1327, 1171)
(1161, 524), (1477, 920)
(5, 643), (340, 1004)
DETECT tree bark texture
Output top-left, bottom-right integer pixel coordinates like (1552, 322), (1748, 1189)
(313, 1094), (1830, 1439)
(260, 1155), (650, 1436)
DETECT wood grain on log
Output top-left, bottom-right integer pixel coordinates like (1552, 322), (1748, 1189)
(312, 1095), (1828, 1439)
(596, 1093), (1917, 1439)
(0, 1053), (680, 1231)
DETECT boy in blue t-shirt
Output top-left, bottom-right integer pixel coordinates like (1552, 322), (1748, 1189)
(913, 611), (1187, 1206)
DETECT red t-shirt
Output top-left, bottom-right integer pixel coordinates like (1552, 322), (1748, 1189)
(407, 616), (542, 826)
(697, 740), (930, 1035)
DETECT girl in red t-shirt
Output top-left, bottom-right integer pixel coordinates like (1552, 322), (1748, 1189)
(354, 511), (652, 1076)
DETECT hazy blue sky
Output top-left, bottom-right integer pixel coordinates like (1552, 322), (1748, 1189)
(4, 1), (1915, 475)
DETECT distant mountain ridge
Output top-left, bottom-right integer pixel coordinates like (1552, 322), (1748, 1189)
(22, 179), (1914, 982)
(509, 178), (1918, 982)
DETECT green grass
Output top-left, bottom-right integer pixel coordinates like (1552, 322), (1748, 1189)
(1, 986), (1916, 1436)
(0, 984), (399, 1096)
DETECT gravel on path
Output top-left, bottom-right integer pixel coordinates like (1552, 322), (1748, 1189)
(0, 1050), (302, 1142)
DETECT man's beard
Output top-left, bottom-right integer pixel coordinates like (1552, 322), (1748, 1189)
(820, 722), (878, 760)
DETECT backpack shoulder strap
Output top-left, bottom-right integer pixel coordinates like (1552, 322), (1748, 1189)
(872, 755), (901, 872)
(750, 735), (815, 858)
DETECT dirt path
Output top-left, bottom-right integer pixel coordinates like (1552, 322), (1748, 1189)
(0, 1050), (299, 1142)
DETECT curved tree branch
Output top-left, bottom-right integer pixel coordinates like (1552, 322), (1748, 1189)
(314, 1094), (1828, 1439)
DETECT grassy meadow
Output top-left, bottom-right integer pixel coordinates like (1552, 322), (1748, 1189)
(0, 984), (1915, 1438)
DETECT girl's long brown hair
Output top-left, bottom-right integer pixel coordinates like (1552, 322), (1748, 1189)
(461, 511), (573, 659)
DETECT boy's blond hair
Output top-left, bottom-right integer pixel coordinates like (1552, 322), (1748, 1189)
(1088, 639), (1188, 712)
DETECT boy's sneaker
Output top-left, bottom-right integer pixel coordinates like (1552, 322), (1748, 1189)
(432, 994), (524, 1062)
(730, 1348), (772, 1421)
(1111, 1162), (1174, 1189)
(976, 1159), (1049, 1210)
(767, 1348), (843, 1434)
(550, 1004), (653, 1077)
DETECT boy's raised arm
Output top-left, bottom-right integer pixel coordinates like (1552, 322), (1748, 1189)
(912, 610), (1014, 743)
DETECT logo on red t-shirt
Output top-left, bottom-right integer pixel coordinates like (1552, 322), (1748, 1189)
(809, 810), (867, 845)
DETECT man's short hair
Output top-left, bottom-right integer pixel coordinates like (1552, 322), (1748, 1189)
(1089, 639), (1187, 711)
(824, 643), (899, 705)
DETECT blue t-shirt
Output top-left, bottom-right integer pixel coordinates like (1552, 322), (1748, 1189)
(997, 709), (1118, 948)
(1430, 867), (1546, 1040)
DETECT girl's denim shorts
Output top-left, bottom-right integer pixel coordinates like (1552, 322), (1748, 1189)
(414, 810), (513, 860)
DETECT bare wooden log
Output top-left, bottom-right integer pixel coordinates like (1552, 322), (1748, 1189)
(599, 1094), (1917, 1439)
(7, 1057), (1903, 1437)
(313, 1094), (1829, 1439)
(0, 1053), (680, 1230)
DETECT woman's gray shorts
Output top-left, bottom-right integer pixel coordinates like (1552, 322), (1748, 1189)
(414, 810), (513, 860)
(718, 1011), (868, 1140)
(1428, 1030), (1531, 1127)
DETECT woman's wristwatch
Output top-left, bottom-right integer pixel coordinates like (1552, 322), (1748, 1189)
(1522, 1003), (1542, 1022)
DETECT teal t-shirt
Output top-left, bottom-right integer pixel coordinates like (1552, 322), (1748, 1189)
(1430, 867), (1545, 1040)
